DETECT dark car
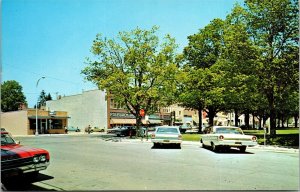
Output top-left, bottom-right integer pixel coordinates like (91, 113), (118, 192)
(1, 131), (50, 183)
(115, 126), (136, 137)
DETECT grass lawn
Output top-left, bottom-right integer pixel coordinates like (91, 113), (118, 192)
(182, 134), (201, 141)
(243, 128), (299, 135)
(182, 128), (299, 147)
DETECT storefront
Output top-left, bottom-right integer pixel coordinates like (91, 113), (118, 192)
(1, 109), (69, 135)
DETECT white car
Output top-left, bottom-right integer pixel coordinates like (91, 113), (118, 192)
(151, 126), (182, 148)
(200, 126), (257, 152)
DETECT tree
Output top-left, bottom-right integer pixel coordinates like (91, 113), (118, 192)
(216, 4), (263, 128)
(1, 80), (27, 112)
(244, 0), (299, 135)
(182, 19), (225, 127)
(82, 26), (179, 136)
(37, 90), (52, 109)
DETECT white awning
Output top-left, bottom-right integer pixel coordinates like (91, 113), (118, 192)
(148, 119), (163, 124)
(110, 119), (136, 124)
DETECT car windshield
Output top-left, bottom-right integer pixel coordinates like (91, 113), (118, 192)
(157, 127), (178, 134)
(1, 133), (16, 145)
(215, 127), (243, 134)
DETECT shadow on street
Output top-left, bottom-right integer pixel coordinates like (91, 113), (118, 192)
(151, 144), (181, 150)
(2, 173), (56, 191)
(201, 146), (254, 154)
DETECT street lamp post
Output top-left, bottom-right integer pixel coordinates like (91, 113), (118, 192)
(35, 77), (45, 136)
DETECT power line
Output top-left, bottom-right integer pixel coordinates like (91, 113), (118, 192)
(4, 64), (85, 85)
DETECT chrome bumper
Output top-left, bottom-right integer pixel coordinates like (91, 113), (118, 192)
(1, 161), (50, 177)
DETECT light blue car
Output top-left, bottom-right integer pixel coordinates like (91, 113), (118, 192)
(67, 126), (80, 132)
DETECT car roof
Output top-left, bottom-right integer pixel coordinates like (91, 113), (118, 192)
(156, 126), (179, 129)
(213, 126), (240, 129)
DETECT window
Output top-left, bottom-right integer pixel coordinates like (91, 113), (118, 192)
(157, 127), (179, 133)
(1, 133), (16, 145)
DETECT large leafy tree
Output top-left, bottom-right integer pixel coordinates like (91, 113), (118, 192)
(182, 19), (225, 127)
(1, 80), (27, 112)
(82, 26), (179, 136)
(216, 4), (263, 128)
(244, 0), (299, 135)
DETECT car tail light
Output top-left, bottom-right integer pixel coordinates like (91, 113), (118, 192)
(151, 134), (155, 139)
(252, 136), (257, 141)
(178, 134), (182, 140)
(219, 135), (224, 140)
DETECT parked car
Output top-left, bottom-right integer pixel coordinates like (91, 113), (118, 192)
(151, 126), (182, 148)
(115, 126), (136, 137)
(1, 131), (50, 183)
(179, 124), (192, 133)
(200, 126), (257, 152)
(91, 127), (105, 132)
(67, 126), (80, 132)
(107, 127), (121, 134)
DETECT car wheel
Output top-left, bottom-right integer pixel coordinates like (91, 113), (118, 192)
(211, 142), (218, 152)
(177, 144), (181, 149)
(239, 146), (246, 152)
(201, 139), (207, 148)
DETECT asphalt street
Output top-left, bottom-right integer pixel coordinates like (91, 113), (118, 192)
(3, 133), (299, 191)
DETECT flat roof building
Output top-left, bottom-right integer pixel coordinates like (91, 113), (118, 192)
(1, 109), (68, 135)
(46, 89), (107, 131)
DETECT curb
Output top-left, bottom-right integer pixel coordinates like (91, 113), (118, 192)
(122, 139), (299, 153)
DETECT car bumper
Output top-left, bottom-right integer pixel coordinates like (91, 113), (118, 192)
(1, 161), (50, 178)
(152, 139), (182, 144)
(216, 140), (257, 147)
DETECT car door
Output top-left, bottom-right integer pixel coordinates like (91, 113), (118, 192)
(202, 127), (212, 145)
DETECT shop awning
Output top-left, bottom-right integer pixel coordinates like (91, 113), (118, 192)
(148, 119), (163, 124)
(110, 119), (136, 124)
(28, 116), (70, 119)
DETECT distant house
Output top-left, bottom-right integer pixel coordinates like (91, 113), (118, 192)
(1, 109), (68, 135)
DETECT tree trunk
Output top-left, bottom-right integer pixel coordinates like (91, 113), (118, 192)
(244, 112), (250, 130)
(207, 106), (217, 126)
(234, 109), (239, 127)
(294, 115), (298, 128)
(136, 114), (142, 137)
(269, 108), (276, 136)
(281, 116), (285, 128)
(252, 114), (255, 129)
(259, 117), (262, 129)
(198, 109), (203, 133)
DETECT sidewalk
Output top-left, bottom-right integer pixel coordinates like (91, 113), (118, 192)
(122, 138), (299, 153)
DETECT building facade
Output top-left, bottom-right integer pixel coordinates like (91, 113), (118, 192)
(46, 89), (107, 131)
(1, 109), (68, 135)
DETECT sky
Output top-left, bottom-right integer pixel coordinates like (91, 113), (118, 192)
(2, 0), (243, 108)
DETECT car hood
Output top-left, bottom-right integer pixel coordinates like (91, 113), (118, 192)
(1, 144), (49, 159)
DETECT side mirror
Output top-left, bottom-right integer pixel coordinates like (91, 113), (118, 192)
(16, 140), (21, 144)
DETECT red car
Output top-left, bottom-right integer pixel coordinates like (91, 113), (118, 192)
(1, 131), (50, 182)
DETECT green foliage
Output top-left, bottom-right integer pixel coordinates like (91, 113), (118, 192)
(1, 80), (27, 112)
(181, 1), (298, 133)
(82, 26), (179, 133)
(37, 90), (52, 109)
(243, 0), (299, 134)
